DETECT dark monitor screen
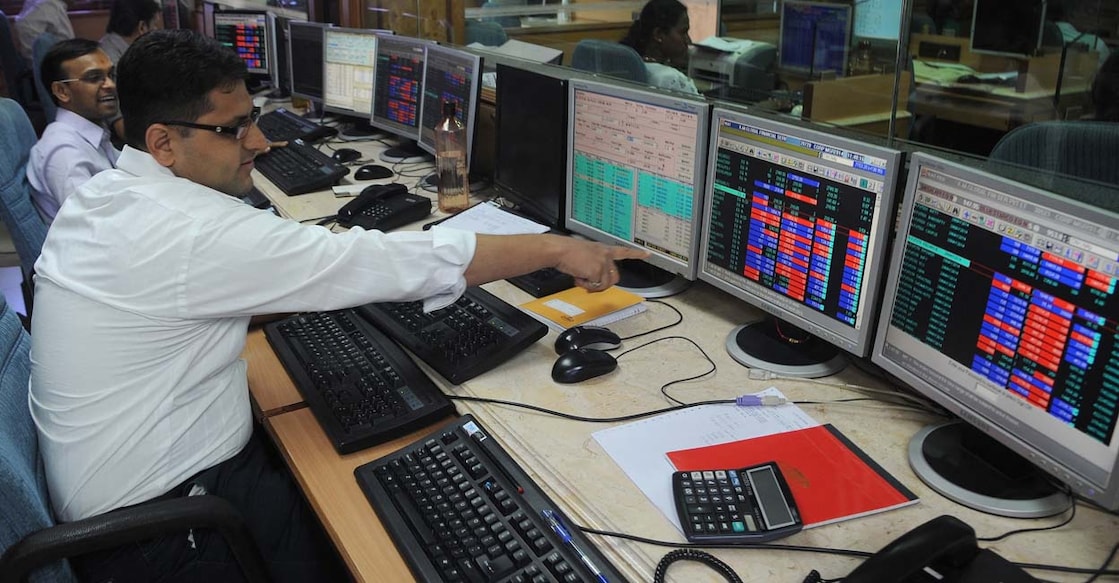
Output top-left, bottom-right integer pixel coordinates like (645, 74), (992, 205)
(778, 0), (852, 77)
(370, 35), (428, 139)
(213, 10), (271, 78)
(493, 63), (568, 230)
(970, 0), (1046, 57)
(287, 21), (329, 101)
(269, 14), (299, 96)
(873, 152), (1119, 514)
(698, 108), (903, 371)
(417, 45), (481, 166)
(322, 27), (378, 117)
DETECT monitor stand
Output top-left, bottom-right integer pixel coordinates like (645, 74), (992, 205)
(379, 140), (432, 164)
(615, 258), (689, 299)
(908, 422), (1070, 518)
(339, 120), (387, 141)
(724, 316), (846, 378)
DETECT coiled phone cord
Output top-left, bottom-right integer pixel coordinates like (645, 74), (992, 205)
(653, 549), (744, 583)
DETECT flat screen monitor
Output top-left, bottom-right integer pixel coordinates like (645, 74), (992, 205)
(287, 20), (330, 102)
(970, 0), (1046, 57)
(565, 80), (710, 298)
(417, 45), (482, 167)
(370, 34), (428, 140)
(853, 0), (903, 40)
(268, 14), (300, 98)
(778, 0), (852, 77)
(873, 152), (1119, 517)
(493, 63), (568, 230)
(322, 27), (378, 118)
(213, 10), (271, 86)
(698, 108), (903, 377)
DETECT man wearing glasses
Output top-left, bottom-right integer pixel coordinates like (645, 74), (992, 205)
(27, 38), (120, 223)
(30, 29), (642, 581)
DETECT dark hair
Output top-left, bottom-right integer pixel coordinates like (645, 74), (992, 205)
(40, 38), (103, 106)
(106, 0), (161, 36)
(116, 29), (247, 149)
(1092, 52), (1119, 122)
(619, 0), (687, 57)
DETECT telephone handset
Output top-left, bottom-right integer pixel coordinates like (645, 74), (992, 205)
(844, 515), (1038, 583)
(337, 183), (432, 232)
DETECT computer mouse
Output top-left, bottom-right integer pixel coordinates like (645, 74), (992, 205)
(332, 148), (362, 163)
(551, 348), (618, 384)
(354, 164), (394, 180)
(553, 325), (622, 355)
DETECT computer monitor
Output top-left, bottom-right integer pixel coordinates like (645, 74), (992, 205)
(288, 20), (330, 103)
(565, 80), (710, 298)
(697, 108), (903, 377)
(778, 0), (852, 78)
(268, 14), (300, 98)
(970, 0), (1046, 57)
(492, 63), (568, 231)
(371, 35), (430, 163)
(417, 45), (482, 168)
(213, 10), (272, 91)
(322, 27), (379, 119)
(873, 152), (1119, 517)
(853, 0), (903, 41)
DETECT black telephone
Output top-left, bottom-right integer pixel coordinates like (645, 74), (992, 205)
(337, 183), (432, 232)
(843, 515), (1038, 583)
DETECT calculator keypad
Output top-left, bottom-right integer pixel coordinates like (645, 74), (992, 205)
(676, 470), (755, 536)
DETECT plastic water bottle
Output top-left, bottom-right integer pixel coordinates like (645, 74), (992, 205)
(434, 100), (469, 213)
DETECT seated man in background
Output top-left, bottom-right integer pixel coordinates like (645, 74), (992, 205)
(99, 0), (162, 64)
(1049, 0), (1111, 69)
(14, 0), (74, 59)
(27, 39), (120, 223)
(29, 29), (645, 582)
(620, 0), (699, 94)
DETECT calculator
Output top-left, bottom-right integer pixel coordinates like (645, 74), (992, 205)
(672, 462), (803, 543)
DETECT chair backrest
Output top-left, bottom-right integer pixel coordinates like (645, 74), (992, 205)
(0, 295), (74, 582)
(571, 40), (648, 84)
(0, 98), (49, 281)
(31, 33), (60, 124)
(480, 0), (523, 28)
(0, 17), (35, 107)
(988, 121), (1119, 188)
(465, 20), (508, 47)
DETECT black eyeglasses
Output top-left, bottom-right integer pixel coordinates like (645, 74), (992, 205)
(158, 107), (262, 140)
(57, 67), (116, 86)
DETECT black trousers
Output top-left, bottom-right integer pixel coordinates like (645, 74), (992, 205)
(72, 427), (350, 583)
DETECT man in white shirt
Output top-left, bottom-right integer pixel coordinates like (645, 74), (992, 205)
(99, 0), (162, 64)
(14, 0), (74, 59)
(30, 29), (644, 582)
(27, 38), (120, 223)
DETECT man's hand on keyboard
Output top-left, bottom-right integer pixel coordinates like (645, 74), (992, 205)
(264, 140), (288, 154)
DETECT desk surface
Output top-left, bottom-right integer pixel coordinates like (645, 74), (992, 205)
(244, 128), (1119, 583)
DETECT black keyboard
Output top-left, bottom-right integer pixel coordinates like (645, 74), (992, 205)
(258, 107), (337, 143)
(355, 414), (630, 583)
(507, 267), (575, 298)
(357, 287), (547, 385)
(264, 309), (455, 454)
(254, 138), (350, 196)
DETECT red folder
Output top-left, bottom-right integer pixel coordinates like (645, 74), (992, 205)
(667, 424), (918, 527)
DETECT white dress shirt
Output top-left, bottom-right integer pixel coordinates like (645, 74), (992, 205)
(30, 146), (476, 522)
(98, 32), (130, 64)
(645, 62), (700, 95)
(27, 109), (120, 223)
(14, 0), (74, 58)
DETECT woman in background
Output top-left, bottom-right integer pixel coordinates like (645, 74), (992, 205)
(620, 0), (698, 94)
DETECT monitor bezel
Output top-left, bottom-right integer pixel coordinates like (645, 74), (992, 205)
(287, 20), (331, 103)
(212, 8), (273, 79)
(969, 0), (1046, 58)
(564, 79), (711, 281)
(321, 27), (379, 118)
(267, 13), (300, 96)
(369, 34), (431, 140)
(696, 107), (904, 356)
(416, 44), (483, 167)
(777, 0), (853, 77)
(871, 152), (1119, 511)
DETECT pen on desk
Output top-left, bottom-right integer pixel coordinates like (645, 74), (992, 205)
(421, 214), (453, 230)
(541, 509), (609, 583)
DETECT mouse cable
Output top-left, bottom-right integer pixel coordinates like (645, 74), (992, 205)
(446, 394), (736, 424)
(616, 300), (684, 343)
(576, 524), (1119, 579)
(612, 335), (717, 406)
(653, 549), (743, 583)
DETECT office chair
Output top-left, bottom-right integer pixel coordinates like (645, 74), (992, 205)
(481, 0), (522, 28)
(571, 40), (648, 84)
(988, 121), (1119, 188)
(0, 98), (47, 317)
(30, 33), (60, 124)
(465, 20), (508, 47)
(0, 289), (271, 582)
(0, 17), (36, 108)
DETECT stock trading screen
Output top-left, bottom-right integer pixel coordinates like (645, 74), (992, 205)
(214, 12), (268, 75)
(372, 38), (425, 136)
